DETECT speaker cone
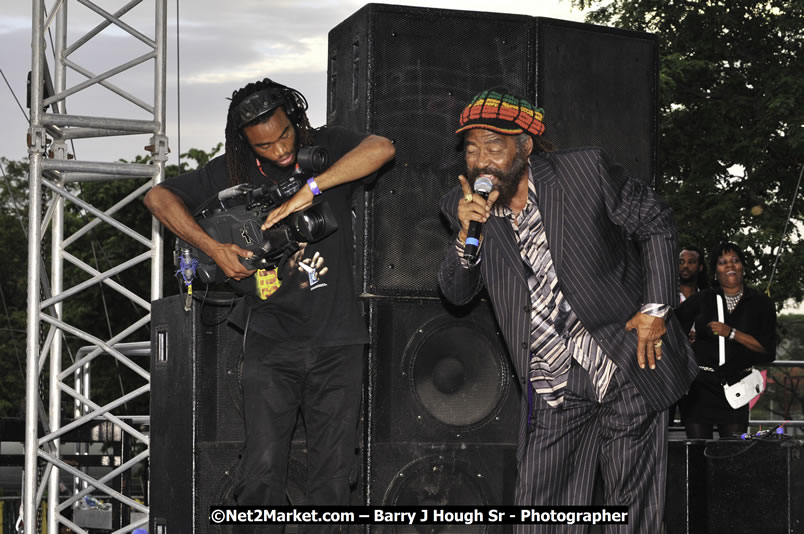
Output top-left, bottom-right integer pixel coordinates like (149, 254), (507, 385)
(403, 314), (510, 430)
(382, 454), (493, 533)
(206, 451), (308, 534)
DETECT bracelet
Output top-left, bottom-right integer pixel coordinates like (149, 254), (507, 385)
(306, 177), (321, 196)
(728, 328), (737, 340)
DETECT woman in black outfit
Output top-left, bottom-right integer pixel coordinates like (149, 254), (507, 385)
(675, 242), (776, 439)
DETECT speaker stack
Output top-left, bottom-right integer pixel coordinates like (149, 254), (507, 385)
(328, 4), (658, 299)
(327, 4), (658, 530)
(149, 294), (310, 534)
(664, 439), (803, 534)
(367, 298), (520, 519)
(149, 5), (660, 532)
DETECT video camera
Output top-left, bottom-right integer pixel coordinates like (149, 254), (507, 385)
(176, 146), (337, 284)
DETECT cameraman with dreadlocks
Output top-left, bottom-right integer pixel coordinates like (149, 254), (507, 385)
(144, 78), (395, 528)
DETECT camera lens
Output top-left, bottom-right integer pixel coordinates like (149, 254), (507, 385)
(296, 208), (325, 240)
(296, 146), (328, 173)
(287, 202), (337, 243)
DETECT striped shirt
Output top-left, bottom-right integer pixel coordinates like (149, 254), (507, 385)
(496, 171), (617, 406)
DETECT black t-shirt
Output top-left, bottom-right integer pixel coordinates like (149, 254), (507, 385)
(159, 126), (371, 347)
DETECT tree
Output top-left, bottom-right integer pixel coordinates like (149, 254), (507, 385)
(767, 315), (804, 421)
(0, 157), (30, 417)
(571, 0), (804, 309)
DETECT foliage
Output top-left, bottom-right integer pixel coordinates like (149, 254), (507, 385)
(0, 157), (29, 417)
(572, 0), (804, 309)
(747, 315), (804, 433)
(771, 315), (804, 419)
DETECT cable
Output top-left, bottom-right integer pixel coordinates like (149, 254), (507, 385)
(41, 3), (78, 156)
(766, 163), (804, 296)
(0, 282), (26, 389)
(176, 0), (182, 171)
(0, 162), (42, 385)
(740, 423), (788, 441)
(0, 161), (29, 236)
(0, 68), (30, 122)
(703, 439), (758, 460)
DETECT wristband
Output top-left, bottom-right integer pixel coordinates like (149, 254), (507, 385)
(728, 328), (737, 340)
(307, 177), (321, 196)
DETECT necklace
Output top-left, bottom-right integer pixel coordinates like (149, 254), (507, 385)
(724, 288), (743, 313)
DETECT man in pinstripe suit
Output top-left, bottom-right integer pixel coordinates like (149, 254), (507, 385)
(439, 90), (698, 532)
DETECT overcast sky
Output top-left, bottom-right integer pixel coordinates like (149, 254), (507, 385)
(0, 1), (586, 165)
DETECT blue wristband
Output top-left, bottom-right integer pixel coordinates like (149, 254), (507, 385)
(307, 177), (321, 196)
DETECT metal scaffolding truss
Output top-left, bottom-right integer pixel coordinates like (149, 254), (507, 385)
(24, 0), (166, 532)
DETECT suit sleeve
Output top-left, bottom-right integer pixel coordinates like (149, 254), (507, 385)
(438, 186), (484, 305)
(598, 150), (678, 307)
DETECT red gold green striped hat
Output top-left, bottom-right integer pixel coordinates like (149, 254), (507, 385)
(456, 89), (545, 137)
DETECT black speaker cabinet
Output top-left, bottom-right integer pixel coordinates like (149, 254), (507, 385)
(664, 439), (804, 534)
(195, 441), (309, 534)
(369, 298), (519, 445)
(704, 439), (803, 534)
(370, 444), (517, 534)
(328, 3), (658, 297)
(665, 440), (708, 534)
(366, 297), (520, 523)
(150, 294), (244, 533)
(150, 294), (314, 533)
(150, 293), (246, 444)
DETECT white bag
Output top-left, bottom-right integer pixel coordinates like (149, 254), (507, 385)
(723, 368), (765, 409)
(717, 295), (764, 409)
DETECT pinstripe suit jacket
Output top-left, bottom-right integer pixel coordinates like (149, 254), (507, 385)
(439, 147), (698, 453)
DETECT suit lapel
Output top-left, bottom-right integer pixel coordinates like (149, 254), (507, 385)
(531, 156), (564, 276)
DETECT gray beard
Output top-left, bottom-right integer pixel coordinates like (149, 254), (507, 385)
(467, 148), (530, 209)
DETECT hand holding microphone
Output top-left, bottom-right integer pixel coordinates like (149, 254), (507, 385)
(459, 174), (495, 263)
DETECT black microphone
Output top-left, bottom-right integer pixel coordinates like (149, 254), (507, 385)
(463, 175), (494, 263)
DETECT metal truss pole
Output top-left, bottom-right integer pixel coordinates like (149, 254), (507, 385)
(24, 1), (167, 531)
(23, 0), (46, 530)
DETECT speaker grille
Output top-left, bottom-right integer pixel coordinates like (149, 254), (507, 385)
(151, 295), (322, 533)
(703, 440), (803, 533)
(197, 441), (238, 534)
(371, 443), (516, 532)
(197, 441), (309, 534)
(536, 20), (658, 187)
(371, 298), (518, 444)
(329, 5), (657, 296)
(364, 8), (534, 296)
(405, 314), (511, 429)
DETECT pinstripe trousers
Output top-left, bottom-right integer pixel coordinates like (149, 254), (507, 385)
(516, 361), (668, 533)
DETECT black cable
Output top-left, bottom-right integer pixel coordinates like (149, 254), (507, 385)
(175, 0), (182, 171)
(41, 4), (78, 157)
(766, 162), (804, 294)
(0, 282), (26, 387)
(703, 439), (759, 460)
(0, 68), (29, 122)
(197, 288), (237, 327)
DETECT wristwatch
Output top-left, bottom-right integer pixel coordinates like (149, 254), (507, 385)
(728, 328), (737, 340)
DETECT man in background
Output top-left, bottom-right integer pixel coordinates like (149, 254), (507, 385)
(679, 246), (709, 302)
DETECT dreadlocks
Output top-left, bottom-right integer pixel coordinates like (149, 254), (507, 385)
(224, 78), (316, 186)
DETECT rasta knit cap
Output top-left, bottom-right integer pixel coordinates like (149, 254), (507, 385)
(456, 89), (545, 137)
